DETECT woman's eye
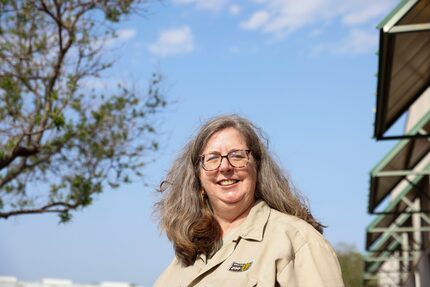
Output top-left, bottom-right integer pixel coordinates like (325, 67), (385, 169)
(230, 151), (246, 159)
(205, 154), (220, 162)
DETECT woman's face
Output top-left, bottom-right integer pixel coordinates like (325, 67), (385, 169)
(199, 127), (257, 217)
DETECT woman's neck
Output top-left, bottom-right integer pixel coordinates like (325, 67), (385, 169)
(214, 200), (255, 236)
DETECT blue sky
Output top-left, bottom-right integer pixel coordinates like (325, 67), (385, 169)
(0, 0), (402, 286)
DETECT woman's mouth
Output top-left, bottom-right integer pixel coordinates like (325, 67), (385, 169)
(217, 179), (240, 186)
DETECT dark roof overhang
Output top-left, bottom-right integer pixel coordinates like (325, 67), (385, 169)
(374, 0), (430, 140)
(368, 112), (430, 213)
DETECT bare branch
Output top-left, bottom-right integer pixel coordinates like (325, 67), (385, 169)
(0, 201), (78, 219)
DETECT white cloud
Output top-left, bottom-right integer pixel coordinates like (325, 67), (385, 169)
(335, 29), (378, 54)
(240, 0), (328, 36)
(341, 0), (396, 25)
(117, 29), (136, 40)
(168, 0), (398, 56)
(91, 28), (136, 50)
(240, 0), (398, 37)
(148, 26), (194, 57)
(240, 11), (270, 30)
(81, 77), (125, 91)
(107, 29), (136, 46)
(228, 4), (241, 16)
(314, 29), (378, 55)
(172, 0), (229, 12)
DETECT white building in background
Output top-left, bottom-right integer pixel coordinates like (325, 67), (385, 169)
(0, 277), (142, 287)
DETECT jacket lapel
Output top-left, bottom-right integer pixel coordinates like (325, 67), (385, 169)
(187, 201), (271, 286)
(188, 237), (239, 286)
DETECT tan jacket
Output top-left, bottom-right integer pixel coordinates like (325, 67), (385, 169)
(154, 201), (344, 287)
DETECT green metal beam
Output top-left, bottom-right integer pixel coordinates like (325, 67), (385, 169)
(377, 0), (419, 31)
(366, 169), (429, 232)
(401, 197), (430, 224)
(366, 256), (415, 262)
(373, 169), (430, 177)
(366, 240), (401, 273)
(370, 111), (430, 176)
(367, 212), (409, 252)
(368, 226), (430, 233)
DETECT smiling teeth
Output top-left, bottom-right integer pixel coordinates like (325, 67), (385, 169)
(219, 179), (237, 186)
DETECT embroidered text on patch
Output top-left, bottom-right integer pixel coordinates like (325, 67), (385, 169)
(228, 261), (253, 272)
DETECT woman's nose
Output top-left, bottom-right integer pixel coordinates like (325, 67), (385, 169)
(218, 157), (233, 172)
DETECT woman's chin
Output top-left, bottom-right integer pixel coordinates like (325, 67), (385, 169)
(219, 193), (247, 206)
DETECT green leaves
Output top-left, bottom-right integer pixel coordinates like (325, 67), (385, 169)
(0, 75), (22, 117)
(102, 0), (134, 22)
(336, 244), (370, 287)
(59, 211), (72, 223)
(105, 8), (122, 22)
(69, 175), (101, 207)
(52, 113), (66, 130)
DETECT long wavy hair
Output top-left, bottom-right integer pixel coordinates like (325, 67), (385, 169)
(154, 115), (324, 266)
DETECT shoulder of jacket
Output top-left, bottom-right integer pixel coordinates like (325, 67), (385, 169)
(267, 208), (326, 247)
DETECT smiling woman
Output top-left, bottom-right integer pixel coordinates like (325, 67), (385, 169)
(154, 115), (344, 287)
(198, 128), (257, 236)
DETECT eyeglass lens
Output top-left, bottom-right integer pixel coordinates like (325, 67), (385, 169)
(202, 150), (249, 171)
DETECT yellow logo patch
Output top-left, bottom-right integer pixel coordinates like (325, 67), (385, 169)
(228, 261), (253, 272)
(241, 262), (252, 271)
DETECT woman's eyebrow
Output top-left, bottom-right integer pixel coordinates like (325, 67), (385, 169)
(204, 148), (244, 154)
(201, 150), (220, 155)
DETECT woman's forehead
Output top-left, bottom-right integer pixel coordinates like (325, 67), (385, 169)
(202, 128), (247, 153)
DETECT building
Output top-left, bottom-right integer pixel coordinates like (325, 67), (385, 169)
(364, 0), (430, 286)
(0, 277), (140, 287)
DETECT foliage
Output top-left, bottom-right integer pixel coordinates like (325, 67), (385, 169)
(336, 243), (380, 287)
(336, 243), (377, 287)
(0, 0), (166, 222)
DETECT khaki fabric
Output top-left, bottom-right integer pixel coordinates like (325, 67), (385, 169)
(154, 201), (344, 287)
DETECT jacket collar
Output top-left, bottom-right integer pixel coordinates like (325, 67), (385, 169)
(197, 200), (271, 262)
(192, 200), (271, 285)
(238, 200), (271, 242)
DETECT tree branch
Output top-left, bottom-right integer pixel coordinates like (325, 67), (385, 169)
(0, 201), (79, 219)
(0, 146), (39, 170)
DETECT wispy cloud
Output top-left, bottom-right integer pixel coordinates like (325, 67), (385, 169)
(228, 4), (241, 16)
(313, 28), (378, 55)
(148, 26), (194, 57)
(238, 0), (397, 53)
(170, 0), (398, 55)
(105, 29), (137, 47)
(172, 0), (229, 12)
(334, 29), (378, 54)
(240, 0), (328, 37)
(90, 28), (136, 52)
(81, 77), (125, 91)
(172, 0), (397, 34)
(240, 0), (397, 35)
(240, 11), (270, 30)
(340, 0), (396, 26)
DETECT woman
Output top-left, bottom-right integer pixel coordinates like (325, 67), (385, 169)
(154, 115), (344, 286)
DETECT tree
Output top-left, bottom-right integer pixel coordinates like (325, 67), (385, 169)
(337, 243), (365, 287)
(0, 0), (166, 222)
(336, 243), (378, 287)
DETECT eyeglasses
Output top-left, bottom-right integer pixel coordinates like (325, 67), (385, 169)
(199, 149), (251, 171)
